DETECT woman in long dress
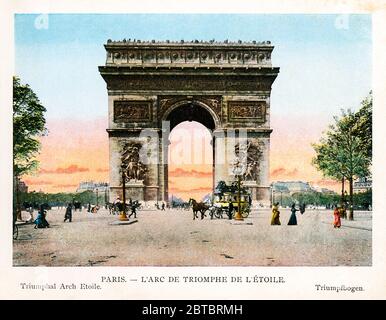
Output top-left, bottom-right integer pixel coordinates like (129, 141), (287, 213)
(270, 202), (281, 225)
(288, 203), (298, 225)
(333, 205), (341, 228)
(34, 205), (50, 229)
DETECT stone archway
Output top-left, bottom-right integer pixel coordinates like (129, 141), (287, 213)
(163, 100), (217, 201)
(99, 39), (279, 205)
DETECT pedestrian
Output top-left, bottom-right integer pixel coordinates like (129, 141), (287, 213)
(113, 197), (121, 215)
(288, 203), (298, 225)
(300, 203), (306, 215)
(129, 200), (138, 219)
(333, 205), (341, 228)
(270, 202), (281, 225)
(161, 202), (165, 211)
(34, 205), (50, 229)
(228, 200), (234, 220)
(26, 205), (34, 224)
(340, 203), (347, 219)
(87, 202), (91, 213)
(64, 203), (72, 222)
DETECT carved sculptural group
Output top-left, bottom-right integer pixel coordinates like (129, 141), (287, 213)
(121, 142), (147, 182)
(232, 141), (263, 182)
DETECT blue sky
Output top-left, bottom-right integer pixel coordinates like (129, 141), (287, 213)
(15, 14), (372, 121)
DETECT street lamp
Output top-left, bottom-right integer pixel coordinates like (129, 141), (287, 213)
(232, 159), (246, 221)
(280, 191), (283, 207)
(104, 187), (108, 209)
(120, 163), (129, 221)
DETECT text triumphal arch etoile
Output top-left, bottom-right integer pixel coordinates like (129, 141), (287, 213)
(99, 39), (279, 205)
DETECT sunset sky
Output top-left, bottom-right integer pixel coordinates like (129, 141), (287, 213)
(15, 14), (372, 199)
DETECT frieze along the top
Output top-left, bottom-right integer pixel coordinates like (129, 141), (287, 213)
(103, 39), (276, 67)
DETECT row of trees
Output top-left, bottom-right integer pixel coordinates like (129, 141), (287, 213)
(273, 190), (371, 210)
(19, 190), (105, 208)
(312, 93), (372, 220)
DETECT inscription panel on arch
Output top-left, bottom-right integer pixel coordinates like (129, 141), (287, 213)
(227, 101), (266, 122)
(113, 100), (152, 123)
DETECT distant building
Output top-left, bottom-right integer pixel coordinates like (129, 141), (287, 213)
(272, 181), (312, 194)
(14, 177), (28, 193)
(169, 195), (185, 204)
(311, 185), (336, 194)
(202, 194), (212, 204)
(76, 181), (109, 193)
(353, 177), (372, 194)
(272, 181), (336, 195)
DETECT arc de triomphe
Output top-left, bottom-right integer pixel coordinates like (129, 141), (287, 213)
(99, 39), (279, 205)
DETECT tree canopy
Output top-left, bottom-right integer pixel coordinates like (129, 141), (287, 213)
(353, 91), (372, 161)
(13, 76), (47, 177)
(312, 93), (372, 219)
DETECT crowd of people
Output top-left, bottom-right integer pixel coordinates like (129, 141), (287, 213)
(270, 202), (346, 228)
(17, 197), (349, 233)
(19, 201), (101, 229)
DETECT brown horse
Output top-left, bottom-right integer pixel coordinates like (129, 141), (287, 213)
(189, 198), (209, 220)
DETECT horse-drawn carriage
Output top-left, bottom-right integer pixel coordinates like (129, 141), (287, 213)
(209, 181), (252, 219)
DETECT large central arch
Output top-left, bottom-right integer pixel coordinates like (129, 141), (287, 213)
(99, 39), (279, 205)
(164, 99), (217, 131)
(164, 100), (216, 201)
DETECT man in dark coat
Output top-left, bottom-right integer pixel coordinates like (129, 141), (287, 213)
(64, 203), (73, 222)
(300, 203), (306, 214)
(129, 200), (139, 219)
(228, 201), (234, 220)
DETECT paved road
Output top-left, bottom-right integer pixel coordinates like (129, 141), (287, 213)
(13, 207), (372, 266)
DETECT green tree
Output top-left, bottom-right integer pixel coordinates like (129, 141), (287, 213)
(312, 108), (371, 220)
(13, 77), (47, 220)
(353, 92), (372, 160)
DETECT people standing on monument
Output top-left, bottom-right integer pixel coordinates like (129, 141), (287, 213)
(270, 202), (281, 225)
(64, 203), (73, 222)
(288, 203), (298, 225)
(333, 205), (342, 228)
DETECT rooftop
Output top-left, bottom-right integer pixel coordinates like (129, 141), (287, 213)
(105, 39), (273, 47)
(102, 39), (276, 68)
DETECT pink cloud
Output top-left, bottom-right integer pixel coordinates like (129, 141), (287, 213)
(169, 168), (212, 178)
(169, 186), (212, 193)
(23, 179), (53, 186)
(40, 164), (89, 174)
(53, 184), (78, 188)
(270, 167), (299, 178)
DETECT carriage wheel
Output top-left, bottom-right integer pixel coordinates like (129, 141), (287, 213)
(241, 210), (250, 218)
(214, 208), (223, 219)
